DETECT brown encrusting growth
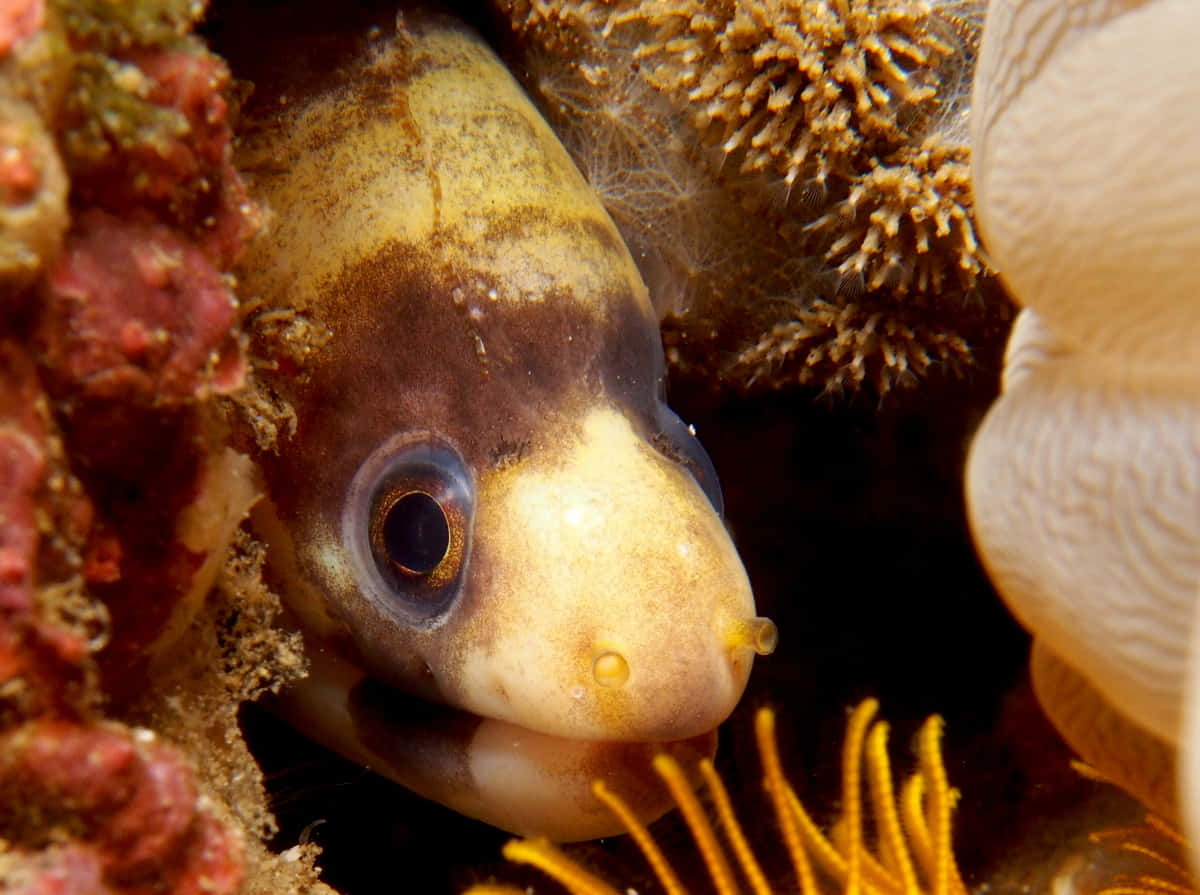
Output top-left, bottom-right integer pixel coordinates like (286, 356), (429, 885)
(124, 530), (332, 895)
(500, 0), (1009, 396)
(0, 2), (329, 893)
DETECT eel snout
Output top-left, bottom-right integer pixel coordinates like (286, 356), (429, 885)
(450, 403), (775, 744)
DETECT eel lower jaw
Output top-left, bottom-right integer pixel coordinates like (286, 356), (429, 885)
(273, 643), (718, 841)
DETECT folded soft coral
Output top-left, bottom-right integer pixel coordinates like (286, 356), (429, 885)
(963, 0), (1200, 868)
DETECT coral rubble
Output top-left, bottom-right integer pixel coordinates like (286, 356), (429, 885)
(499, 0), (1010, 397)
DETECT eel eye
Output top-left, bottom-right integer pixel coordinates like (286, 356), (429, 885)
(652, 403), (725, 517)
(346, 437), (474, 622)
(380, 492), (449, 576)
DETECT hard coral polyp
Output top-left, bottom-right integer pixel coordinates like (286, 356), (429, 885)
(0, 721), (244, 895)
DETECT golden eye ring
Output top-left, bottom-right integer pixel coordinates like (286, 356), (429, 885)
(350, 435), (475, 621)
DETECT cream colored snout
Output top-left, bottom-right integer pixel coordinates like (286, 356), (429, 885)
(449, 405), (774, 743)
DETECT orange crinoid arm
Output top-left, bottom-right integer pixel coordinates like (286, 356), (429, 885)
(466, 700), (968, 895)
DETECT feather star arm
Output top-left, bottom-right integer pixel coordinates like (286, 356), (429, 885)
(466, 701), (966, 895)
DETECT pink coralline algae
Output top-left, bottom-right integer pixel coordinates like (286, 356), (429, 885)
(0, 338), (246, 895)
(38, 209), (245, 405)
(0, 721), (245, 895)
(0, 3), (263, 894)
(63, 45), (257, 269)
(0, 0), (42, 56)
(0, 341), (92, 722)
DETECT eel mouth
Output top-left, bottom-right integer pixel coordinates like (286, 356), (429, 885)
(277, 648), (719, 841)
(346, 678), (719, 841)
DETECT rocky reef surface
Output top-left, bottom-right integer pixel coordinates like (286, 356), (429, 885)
(0, 2), (329, 892)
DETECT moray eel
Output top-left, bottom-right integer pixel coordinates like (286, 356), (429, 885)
(232, 7), (775, 840)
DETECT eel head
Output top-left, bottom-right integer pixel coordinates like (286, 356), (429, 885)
(233, 7), (775, 840)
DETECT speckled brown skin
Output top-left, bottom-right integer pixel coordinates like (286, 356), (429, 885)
(234, 7), (769, 838)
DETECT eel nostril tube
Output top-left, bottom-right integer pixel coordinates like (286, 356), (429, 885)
(726, 616), (779, 656)
(592, 650), (630, 688)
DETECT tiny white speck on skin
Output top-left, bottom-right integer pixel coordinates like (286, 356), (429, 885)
(133, 727), (156, 744)
(564, 506), (584, 527)
(570, 685), (585, 700)
(676, 541), (690, 559)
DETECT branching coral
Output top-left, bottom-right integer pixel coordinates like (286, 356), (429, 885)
(469, 700), (967, 895)
(500, 0), (1007, 398)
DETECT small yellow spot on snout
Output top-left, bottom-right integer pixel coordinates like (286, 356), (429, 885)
(592, 650), (630, 688)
